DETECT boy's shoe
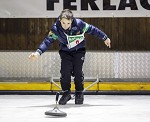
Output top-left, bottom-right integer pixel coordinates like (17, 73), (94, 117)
(58, 91), (71, 105)
(75, 91), (84, 104)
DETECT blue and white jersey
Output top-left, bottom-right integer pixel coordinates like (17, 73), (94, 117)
(37, 18), (108, 54)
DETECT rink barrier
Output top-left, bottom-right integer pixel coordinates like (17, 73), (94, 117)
(0, 51), (150, 94)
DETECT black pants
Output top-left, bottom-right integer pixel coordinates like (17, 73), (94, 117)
(59, 48), (86, 91)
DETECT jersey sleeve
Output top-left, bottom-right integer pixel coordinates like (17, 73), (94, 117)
(36, 30), (58, 55)
(78, 19), (108, 41)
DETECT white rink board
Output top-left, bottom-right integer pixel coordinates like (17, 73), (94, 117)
(0, 51), (150, 79)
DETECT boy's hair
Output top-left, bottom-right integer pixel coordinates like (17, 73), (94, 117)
(59, 9), (73, 20)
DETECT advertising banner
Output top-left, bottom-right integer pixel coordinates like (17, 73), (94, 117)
(0, 0), (150, 18)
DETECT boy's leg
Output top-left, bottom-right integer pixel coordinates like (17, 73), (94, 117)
(58, 50), (73, 105)
(72, 48), (86, 104)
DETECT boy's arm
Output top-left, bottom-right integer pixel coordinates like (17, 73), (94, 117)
(78, 19), (111, 48)
(29, 31), (58, 60)
(36, 31), (58, 55)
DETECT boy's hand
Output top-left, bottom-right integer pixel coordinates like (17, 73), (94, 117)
(29, 52), (39, 60)
(104, 38), (111, 48)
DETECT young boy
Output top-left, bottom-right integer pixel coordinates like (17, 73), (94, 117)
(29, 9), (111, 105)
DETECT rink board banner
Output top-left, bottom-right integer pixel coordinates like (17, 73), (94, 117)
(0, 0), (150, 18)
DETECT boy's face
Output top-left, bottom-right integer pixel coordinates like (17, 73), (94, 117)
(60, 18), (72, 30)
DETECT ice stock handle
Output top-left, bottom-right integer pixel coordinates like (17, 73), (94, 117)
(56, 92), (60, 102)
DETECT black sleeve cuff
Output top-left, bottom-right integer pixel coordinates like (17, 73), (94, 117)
(36, 49), (43, 55)
(102, 35), (108, 41)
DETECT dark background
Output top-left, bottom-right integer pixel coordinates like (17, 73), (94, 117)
(0, 17), (149, 51)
